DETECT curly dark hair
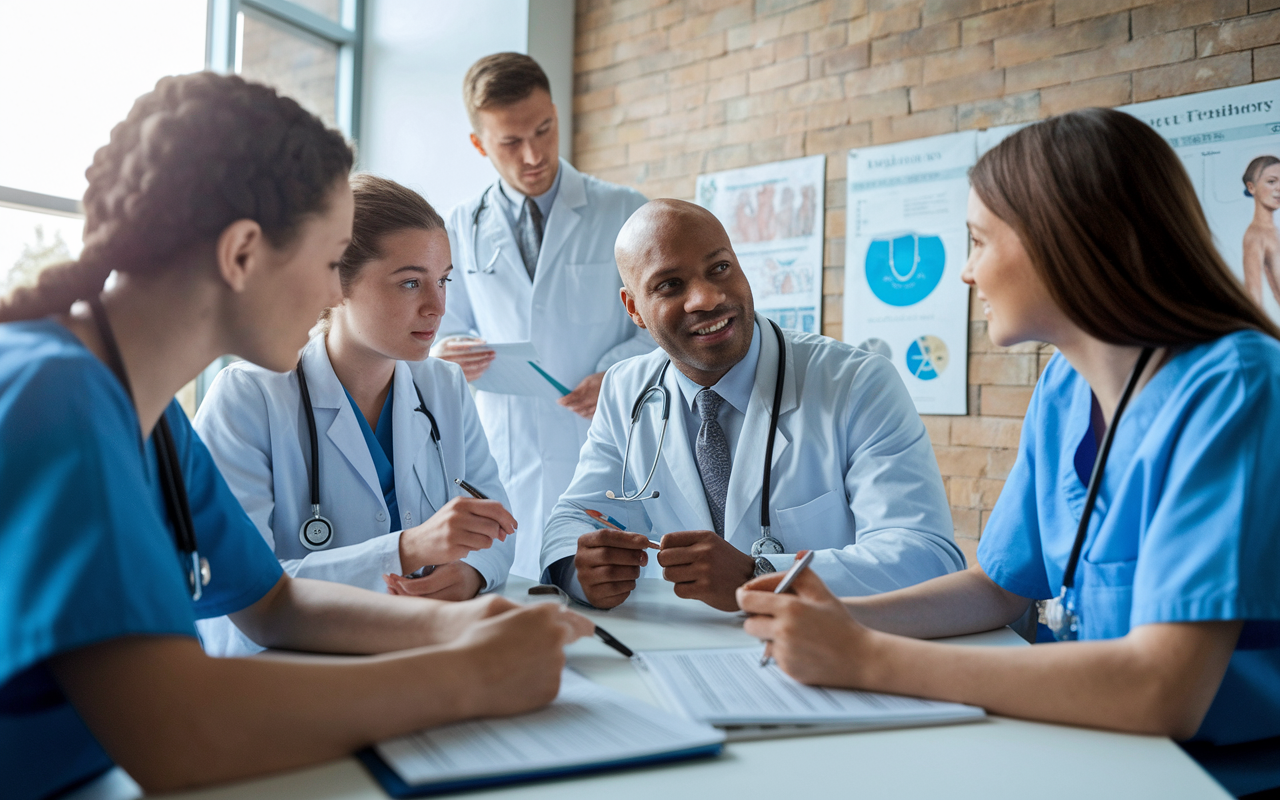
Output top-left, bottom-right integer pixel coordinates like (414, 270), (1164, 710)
(0, 71), (354, 322)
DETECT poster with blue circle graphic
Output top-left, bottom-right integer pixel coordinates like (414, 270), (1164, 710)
(843, 131), (975, 415)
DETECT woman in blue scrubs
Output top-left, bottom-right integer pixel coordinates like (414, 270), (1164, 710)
(0, 72), (589, 800)
(738, 108), (1280, 797)
(194, 176), (516, 656)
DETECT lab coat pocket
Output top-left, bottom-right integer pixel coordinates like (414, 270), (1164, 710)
(564, 262), (619, 324)
(774, 490), (852, 552)
(1077, 558), (1137, 640)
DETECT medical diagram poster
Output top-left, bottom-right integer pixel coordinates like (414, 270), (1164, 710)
(843, 131), (975, 415)
(695, 155), (825, 333)
(1120, 80), (1280, 321)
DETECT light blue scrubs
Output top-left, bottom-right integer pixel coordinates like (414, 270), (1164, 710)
(0, 320), (284, 800)
(978, 331), (1280, 796)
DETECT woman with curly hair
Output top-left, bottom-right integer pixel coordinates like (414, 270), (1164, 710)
(0, 72), (589, 800)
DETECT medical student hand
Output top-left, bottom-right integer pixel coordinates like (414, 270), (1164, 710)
(574, 528), (652, 609)
(448, 603), (594, 719)
(737, 567), (873, 688)
(399, 497), (516, 574)
(657, 530), (756, 611)
(384, 561), (485, 601)
(434, 337), (496, 382)
(558, 371), (605, 418)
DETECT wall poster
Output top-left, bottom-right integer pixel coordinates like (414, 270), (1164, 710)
(843, 131), (976, 415)
(695, 155), (826, 333)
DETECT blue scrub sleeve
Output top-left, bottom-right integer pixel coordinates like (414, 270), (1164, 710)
(976, 368), (1053, 601)
(1129, 350), (1280, 627)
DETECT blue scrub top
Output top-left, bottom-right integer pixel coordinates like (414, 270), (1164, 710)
(0, 320), (284, 800)
(978, 331), (1280, 795)
(343, 386), (401, 533)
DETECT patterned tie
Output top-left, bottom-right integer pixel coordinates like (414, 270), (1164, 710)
(695, 388), (731, 537)
(515, 196), (544, 280)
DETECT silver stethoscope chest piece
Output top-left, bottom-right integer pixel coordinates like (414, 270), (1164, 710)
(1037, 347), (1154, 642)
(299, 505), (334, 551)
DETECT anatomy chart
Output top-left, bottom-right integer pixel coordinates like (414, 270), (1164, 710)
(696, 155), (826, 333)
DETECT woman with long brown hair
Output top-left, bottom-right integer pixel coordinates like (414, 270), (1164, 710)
(0, 72), (588, 799)
(738, 108), (1280, 797)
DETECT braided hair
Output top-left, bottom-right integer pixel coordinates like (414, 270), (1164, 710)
(0, 71), (354, 322)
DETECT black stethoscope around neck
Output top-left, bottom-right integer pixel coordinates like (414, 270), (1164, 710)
(87, 296), (210, 601)
(609, 318), (788, 558)
(1039, 346), (1155, 641)
(294, 362), (448, 551)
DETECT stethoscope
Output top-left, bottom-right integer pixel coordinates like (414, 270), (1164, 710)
(88, 296), (210, 601)
(294, 363), (450, 551)
(1039, 347), (1155, 641)
(607, 319), (788, 558)
(467, 185), (500, 275)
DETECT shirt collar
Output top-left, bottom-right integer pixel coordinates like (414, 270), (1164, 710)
(497, 160), (562, 221)
(671, 320), (761, 417)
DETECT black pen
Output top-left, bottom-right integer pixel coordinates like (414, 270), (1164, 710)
(527, 585), (636, 658)
(454, 477), (489, 500)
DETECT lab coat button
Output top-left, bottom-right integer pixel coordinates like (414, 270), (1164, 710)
(376, 512), (386, 522)
(404, 512), (412, 521)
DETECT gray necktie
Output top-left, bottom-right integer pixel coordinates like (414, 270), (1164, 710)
(515, 196), (544, 280)
(695, 388), (731, 537)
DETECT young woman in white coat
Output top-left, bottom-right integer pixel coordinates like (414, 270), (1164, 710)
(196, 175), (517, 654)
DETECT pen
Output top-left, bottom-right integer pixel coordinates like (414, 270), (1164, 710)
(584, 509), (661, 549)
(406, 479), (491, 579)
(760, 550), (815, 667)
(454, 477), (489, 500)
(526, 585), (636, 658)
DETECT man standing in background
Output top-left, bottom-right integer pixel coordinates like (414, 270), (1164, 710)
(435, 53), (653, 579)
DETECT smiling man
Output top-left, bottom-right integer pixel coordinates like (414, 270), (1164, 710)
(539, 199), (965, 611)
(435, 53), (654, 579)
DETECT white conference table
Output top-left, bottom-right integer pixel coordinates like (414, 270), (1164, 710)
(164, 578), (1230, 800)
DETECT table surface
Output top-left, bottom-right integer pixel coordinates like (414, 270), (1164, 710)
(164, 578), (1230, 800)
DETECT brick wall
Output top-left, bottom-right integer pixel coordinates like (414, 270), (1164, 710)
(572, 0), (1280, 564)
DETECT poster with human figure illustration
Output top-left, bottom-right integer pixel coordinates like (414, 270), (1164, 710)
(843, 131), (976, 415)
(1119, 81), (1280, 322)
(695, 155), (825, 333)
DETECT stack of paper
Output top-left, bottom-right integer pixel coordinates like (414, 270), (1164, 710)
(362, 669), (724, 797)
(467, 341), (571, 400)
(636, 647), (985, 741)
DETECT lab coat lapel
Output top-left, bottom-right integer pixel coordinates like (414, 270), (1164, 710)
(655, 364), (717, 533)
(303, 338), (384, 503)
(533, 160), (583, 285)
(478, 185), (536, 296)
(389, 362), (445, 519)
(724, 318), (796, 546)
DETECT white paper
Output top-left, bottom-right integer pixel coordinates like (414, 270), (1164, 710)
(468, 341), (569, 399)
(375, 669), (724, 786)
(637, 647), (984, 728)
(696, 155), (826, 334)
(843, 132), (975, 415)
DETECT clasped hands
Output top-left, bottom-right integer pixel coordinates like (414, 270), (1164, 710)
(573, 528), (756, 611)
(384, 496), (517, 601)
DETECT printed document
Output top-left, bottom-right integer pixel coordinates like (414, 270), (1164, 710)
(374, 669), (724, 787)
(637, 647), (984, 730)
(468, 341), (570, 399)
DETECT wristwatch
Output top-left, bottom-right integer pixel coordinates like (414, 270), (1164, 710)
(753, 556), (777, 578)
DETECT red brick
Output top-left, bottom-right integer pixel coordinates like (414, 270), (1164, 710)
(1005, 30), (1195, 93)
(935, 445), (992, 477)
(1132, 50), (1253, 101)
(787, 75), (846, 104)
(870, 105), (958, 143)
(956, 89), (1040, 129)
(1039, 74), (1132, 115)
(1132, 0), (1248, 38)
(871, 21), (961, 64)
(844, 57), (923, 96)
(808, 24), (849, 55)
(1197, 8), (1280, 56)
(993, 13), (1130, 68)
(951, 416), (1023, 448)
(923, 43), (994, 84)
(924, 0), (983, 26)
(849, 87), (911, 122)
(1055, 0), (1158, 25)
(815, 42), (872, 75)
(968, 353), (1038, 384)
(781, 2), (830, 34)
(981, 385), (1035, 417)
(911, 68), (1004, 111)
(960, 1), (1054, 46)
(804, 121), (874, 153)
(1256, 43), (1280, 80)
(869, 5), (921, 37)
(921, 414), (952, 447)
(986, 447), (1018, 480)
